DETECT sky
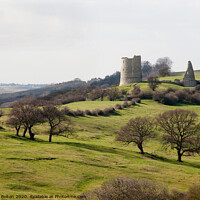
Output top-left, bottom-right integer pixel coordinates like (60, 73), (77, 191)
(0, 0), (200, 84)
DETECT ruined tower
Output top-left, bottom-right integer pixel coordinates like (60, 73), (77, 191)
(183, 61), (196, 87)
(119, 55), (142, 86)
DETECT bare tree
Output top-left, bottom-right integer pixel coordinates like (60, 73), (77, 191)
(154, 57), (172, 77)
(147, 76), (160, 91)
(42, 104), (73, 142)
(107, 88), (121, 101)
(88, 88), (107, 101)
(6, 116), (22, 136)
(156, 109), (200, 162)
(9, 99), (43, 140)
(116, 117), (155, 154)
(132, 84), (141, 97)
(141, 61), (153, 78)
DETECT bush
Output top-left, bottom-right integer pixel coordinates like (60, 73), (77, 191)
(130, 99), (136, 105)
(139, 90), (153, 99)
(78, 177), (170, 200)
(174, 90), (188, 103)
(75, 109), (85, 116)
(103, 107), (115, 115)
(115, 104), (123, 110)
(185, 184), (200, 200)
(166, 87), (178, 93)
(135, 98), (141, 103)
(153, 91), (165, 103)
(191, 93), (200, 105)
(84, 109), (92, 115)
(122, 101), (129, 108)
(163, 92), (178, 105)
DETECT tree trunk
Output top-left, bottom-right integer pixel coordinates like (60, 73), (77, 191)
(28, 126), (35, 140)
(16, 127), (20, 136)
(177, 150), (182, 162)
(23, 127), (27, 137)
(49, 128), (53, 142)
(138, 143), (144, 154)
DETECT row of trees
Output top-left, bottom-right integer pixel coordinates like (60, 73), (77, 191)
(6, 99), (73, 142)
(116, 109), (200, 162)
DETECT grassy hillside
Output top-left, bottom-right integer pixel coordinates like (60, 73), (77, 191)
(171, 70), (200, 79)
(0, 100), (200, 199)
(117, 81), (185, 93)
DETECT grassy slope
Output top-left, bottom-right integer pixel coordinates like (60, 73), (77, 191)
(117, 81), (184, 93)
(0, 100), (200, 199)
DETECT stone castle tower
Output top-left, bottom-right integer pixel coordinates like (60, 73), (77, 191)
(183, 61), (196, 87)
(119, 55), (142, 86)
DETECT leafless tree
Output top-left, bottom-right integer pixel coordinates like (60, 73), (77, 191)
(156, 109), (200, 162)
(147, 76), (160, 91)
(6, 116), (22, 136)
(107, 88), (121, 101)
(116, 117), (155, 154)
(42, 104), (73, 142)
(155, 57), (172, 77)
(8, 99), (43, 140)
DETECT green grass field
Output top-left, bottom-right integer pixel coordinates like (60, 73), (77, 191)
(0, 100), (200, 199)
(117, 81), (185, 93)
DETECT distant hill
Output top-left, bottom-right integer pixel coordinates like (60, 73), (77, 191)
(0, 80), (87, 107)
(0, 83), (48, 94)
(0, 72), (121, 107)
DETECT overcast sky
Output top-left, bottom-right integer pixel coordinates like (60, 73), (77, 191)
(0, 0), (200, 84)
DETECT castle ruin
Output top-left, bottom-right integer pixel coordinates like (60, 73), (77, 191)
(183, 61), (196, 87)
(119, 55), (142, 86)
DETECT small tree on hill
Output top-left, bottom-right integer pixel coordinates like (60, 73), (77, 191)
(42, 104), (73, 142)
(9, 99), (43, 140)
(107, 88), (121, 101)
(156, 109), (200, 162)
(148, 76), (160, 91)
(6, 116), (22, 136)
(116, 117), (155, 154)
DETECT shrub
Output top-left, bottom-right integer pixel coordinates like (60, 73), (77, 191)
(115, 104), (123, 110)
(84, 109), (92, 116)
(91, 109), (100, 116)
(139, 90), (153, 99)
(185, 184), (200, 200)
(67, 110), (77, 117)
(191, 93), (200, 105)
(153, 91), (163, 102)
(75, 109), (85, 116)
(163, 92), (178, 105)
(166, 87), (178, 93)
(170, 189), (186, 200)
(132, 85), (141, 97)
(103, 107), (115, 115)
(135, 98), (141, 103)
(175, 90), (188, 103)
(130, 99), (136, 105)
(78, 177), (170, 200)
(122, 101), (129, 108)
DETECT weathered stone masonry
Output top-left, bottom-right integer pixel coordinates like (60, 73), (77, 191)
(183, 61), (196, 87)
(119, 55), (142, 86)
